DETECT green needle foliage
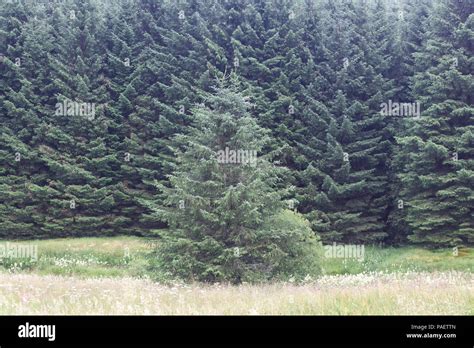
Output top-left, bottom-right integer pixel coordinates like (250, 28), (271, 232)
(0, 0), (472, 259)
(148, 81), (320, 283)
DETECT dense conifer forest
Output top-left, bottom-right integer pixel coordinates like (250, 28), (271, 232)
(0, 0), (472, 250)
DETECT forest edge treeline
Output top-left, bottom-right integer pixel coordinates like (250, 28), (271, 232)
(0, 0), (472, 248)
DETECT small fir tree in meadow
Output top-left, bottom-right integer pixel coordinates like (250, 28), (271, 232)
(148, 80), (319, 283)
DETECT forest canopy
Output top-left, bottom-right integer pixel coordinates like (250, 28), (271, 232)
(0, 0), (472, 249)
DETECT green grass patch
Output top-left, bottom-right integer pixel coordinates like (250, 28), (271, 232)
(320, 246), (474, 275)
(0, 236), (154, 278)
(0, 237), (472, 278)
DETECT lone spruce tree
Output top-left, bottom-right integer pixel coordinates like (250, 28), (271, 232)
(148, 80), (318, 283)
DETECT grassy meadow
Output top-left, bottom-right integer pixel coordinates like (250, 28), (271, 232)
(1, 271), (472, 315)
(0, 237), (473, 315)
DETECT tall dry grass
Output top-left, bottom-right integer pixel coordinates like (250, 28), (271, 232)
(0, 271), (472, 315)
